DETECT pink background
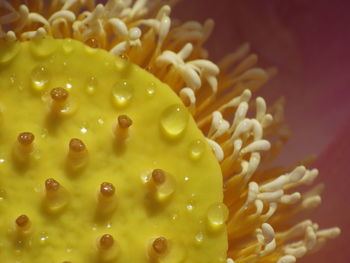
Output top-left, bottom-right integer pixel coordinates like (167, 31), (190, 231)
(173, 1), (350, 262)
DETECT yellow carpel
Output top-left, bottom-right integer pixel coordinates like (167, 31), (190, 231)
(0, 38), (226, 263)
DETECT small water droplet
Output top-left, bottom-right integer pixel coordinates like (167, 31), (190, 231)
(31, 66), (49, 91)
(160, 104), (189, 138)
(189, 139), (205, 160)
(195, 232), (204, 245)
(207, 203), (229, 231)
(39, 232), (49, 244)
(62, 39), (74, 54)
(80, 127), (88, 134)
(66, 83), (73, 89)
(112, 80), (133, 107)
(30, 37), (57, 57)
(86, 76), (98, 95)
(146, 82), (156, 97)
(186, 204), (194, 211)
(97, 118), (104, 125)
(0, 40), (21, 65)
(115, 59), (126, 71)
(154, 172), (175, 202)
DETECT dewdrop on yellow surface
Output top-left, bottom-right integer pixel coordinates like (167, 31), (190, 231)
(0, 1), (340, 263)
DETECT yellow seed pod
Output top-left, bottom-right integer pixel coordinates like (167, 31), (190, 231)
(0, 38), (226, 263)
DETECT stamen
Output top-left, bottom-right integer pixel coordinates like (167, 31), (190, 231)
(99, 234), (114, 249)
(114, 115), (133, 140)
(45, 178), (60, 192)
(67, 138), (88, 170)
(85, 38), (99, 48)
(152, 169), (165, 185)
(100, 182), (115, 197)
(117, 115), (132, 129)
(13, 132), (35, 162)
(17, 132), (35, 146)
(69, 138), (86, 153)
(50, 87), (69, 101)
(15, 215), (30, 228)
(44, 178), (69, 212)
(152, 237), (168, 254)
(49, 87), (71, 115)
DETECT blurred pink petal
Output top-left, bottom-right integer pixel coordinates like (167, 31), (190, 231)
(302, 120), (350, 263)
(174, 0), (350, 163)
(174, 1), (350, 262)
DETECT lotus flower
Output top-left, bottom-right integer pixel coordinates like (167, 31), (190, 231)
(0, 0), (346, 262)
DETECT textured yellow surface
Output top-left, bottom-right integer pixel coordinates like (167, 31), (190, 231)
(0, 38), (227, 263)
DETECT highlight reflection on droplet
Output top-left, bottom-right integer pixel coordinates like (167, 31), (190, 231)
(160, 104), (189, 138)
(112, 80), (133, 107)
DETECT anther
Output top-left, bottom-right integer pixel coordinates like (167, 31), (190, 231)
(44, 178), (69, 212)
(152, 169), (166, 185)
(152, 237), (168, 254)
(118, 115), (132, 129)
(49, 87), (73, 116)
(50, 87), (68, 102)
(114, 115), (133, 140)
(100, 234), (114, 249)
(14, 132), (35, 163)
(17, 132), (35, 146)
(69, 138), (86, 153)
(85, 38), (99, 48)
(100, 182), (115, 198)
(15, 215), (30, 228)
(45, 178), (60, 192)
(67, 138), (88, 170)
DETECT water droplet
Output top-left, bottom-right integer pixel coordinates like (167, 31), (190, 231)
(156, 173), (175, 202)
(207, 203), (229, 231)
(86, 76), (98, 95)
(31, 66), (49, 91)
(160, 104), (189, 138)
(186, 204), (194, 211)
(189, 139), (205, 160)
(146, 82), (156, 97)
(115, 59), (126, 71)
(30, 37), (57, 57)
(112, 80), (133, 107)
(80, 127), (88, 134)
(98, 118), (104, 125)
(62, 39), (74, 54)
(195, 232), (204, 245)
(0, 40), (21, 65)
